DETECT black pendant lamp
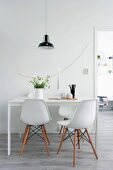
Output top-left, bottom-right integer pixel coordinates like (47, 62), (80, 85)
(38, 0), (54, 49)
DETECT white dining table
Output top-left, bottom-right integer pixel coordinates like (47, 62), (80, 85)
(8, 97), (98, 155)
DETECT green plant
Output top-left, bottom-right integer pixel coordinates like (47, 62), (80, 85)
(30, 75), (50, 88)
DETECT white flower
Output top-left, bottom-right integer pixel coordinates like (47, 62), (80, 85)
(30, 75), (50, 89)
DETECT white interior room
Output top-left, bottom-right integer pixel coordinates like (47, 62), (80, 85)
(0, 0), (113, 169)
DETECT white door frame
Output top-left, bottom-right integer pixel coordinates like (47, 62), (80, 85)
(94, 27), (113, 99)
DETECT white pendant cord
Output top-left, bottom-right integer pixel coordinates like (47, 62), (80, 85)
(45, 0), (47, 35)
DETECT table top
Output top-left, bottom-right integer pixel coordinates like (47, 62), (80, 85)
(8, 96), (81, 105)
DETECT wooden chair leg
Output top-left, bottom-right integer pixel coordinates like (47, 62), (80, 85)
(85, 129), (98, 159)
(73, 130), (76, 167)
(43, 125), (50, 145)
(22, 125), (28, 143)
(59, 125), (63, 135)
(77, 129), (80, 149)
(25, 125), (31, 145)
(20, 125), (30, 154)
(57, 127), (67, 154)
(41, 125), (50, 156)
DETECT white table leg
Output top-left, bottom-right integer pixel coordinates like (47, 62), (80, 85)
(8, 103), (11, 155)
(19, 113), (22, 138)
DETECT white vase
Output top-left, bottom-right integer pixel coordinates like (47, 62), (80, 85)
(34, 88), (44, 99)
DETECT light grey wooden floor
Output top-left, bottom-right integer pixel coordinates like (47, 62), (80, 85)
(0, 110), (113, 170)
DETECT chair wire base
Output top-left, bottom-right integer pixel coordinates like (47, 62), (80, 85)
(57, 127), (98, 167)
(20, 124), (50, 156)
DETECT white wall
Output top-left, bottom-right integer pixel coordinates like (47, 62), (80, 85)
(0, 0), (113, 133)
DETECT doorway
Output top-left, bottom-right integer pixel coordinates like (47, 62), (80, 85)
(95, 29), (113, 109)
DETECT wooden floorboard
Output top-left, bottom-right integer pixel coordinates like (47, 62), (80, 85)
(0, 110), (113, 169)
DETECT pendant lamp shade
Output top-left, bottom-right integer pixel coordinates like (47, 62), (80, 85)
(38, 34), (54, 49)
(38, 0), (54, 49)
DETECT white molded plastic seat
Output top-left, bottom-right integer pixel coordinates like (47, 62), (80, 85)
(59, 104), (76, 119)
(20, 99), (51, 156)
(58, 100), (96, 129)
(57, 100), (98, 167)
(20, 99), (51, 125)
(58, 104), (76, 135)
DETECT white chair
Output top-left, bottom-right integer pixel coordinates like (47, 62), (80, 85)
(58, 105), (76, 135)
(20, 99), (51, 156)
(57, 100), (98, 167)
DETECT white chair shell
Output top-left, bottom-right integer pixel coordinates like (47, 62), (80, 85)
(20, 99), (51, 126)
(59, 104), (76, 119)
(69, 100), (96, 129)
